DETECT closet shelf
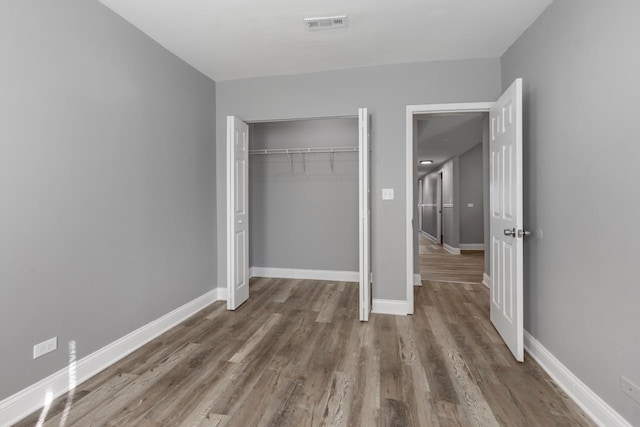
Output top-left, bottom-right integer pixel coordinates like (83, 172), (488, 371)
(249, 146), (358, 155)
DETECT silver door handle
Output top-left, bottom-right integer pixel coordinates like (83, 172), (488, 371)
(504, 228), (516, 237)
(518, 229), (531, 238)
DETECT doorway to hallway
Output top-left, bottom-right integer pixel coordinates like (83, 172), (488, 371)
(419, 233), (484, 284)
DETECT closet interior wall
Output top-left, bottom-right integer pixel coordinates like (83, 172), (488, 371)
(249, 118), (359, 274)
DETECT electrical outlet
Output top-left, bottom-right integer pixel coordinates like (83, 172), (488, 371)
(33, 337), (57, 359)
(382, 188), (394, 200)
(621, 376), (640, 404)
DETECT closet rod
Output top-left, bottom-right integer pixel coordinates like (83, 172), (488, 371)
(249, 146), (358, 155)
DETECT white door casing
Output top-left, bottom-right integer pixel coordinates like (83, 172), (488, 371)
(489, 78), (524, 362)
(227, 116), (250, 310)
(359, 108), (371, 322)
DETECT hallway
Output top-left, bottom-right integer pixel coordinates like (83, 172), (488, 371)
(419, 234), (485, 284)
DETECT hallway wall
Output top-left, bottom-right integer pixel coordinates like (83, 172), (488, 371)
(459, 143), (484, 245)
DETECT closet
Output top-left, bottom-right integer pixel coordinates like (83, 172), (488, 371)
(227, 111), (371, 321)
(249, 117), (359, 277)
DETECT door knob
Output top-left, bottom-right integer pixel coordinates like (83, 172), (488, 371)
(504, 228), (516, 237)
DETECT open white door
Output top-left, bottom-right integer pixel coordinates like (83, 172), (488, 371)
(359, 108), (371, 322)
(227, 116), (250, 310)
(490, 79), (525, 361)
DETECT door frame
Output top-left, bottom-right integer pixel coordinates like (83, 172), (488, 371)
(405, 102), (494, 314)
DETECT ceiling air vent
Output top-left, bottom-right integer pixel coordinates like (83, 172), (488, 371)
(304, 15), (348, 31)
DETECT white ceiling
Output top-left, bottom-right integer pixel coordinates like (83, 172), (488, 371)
(416, 113), (485, 175)
(97, 0), (552, 81)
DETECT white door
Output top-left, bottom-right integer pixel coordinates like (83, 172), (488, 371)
(436, 172), (443, 244)
(227, 116), (250, 310)
(418, 179), (423, 232)
(489, 79), (524, 361)
(359, 108), (372, 322)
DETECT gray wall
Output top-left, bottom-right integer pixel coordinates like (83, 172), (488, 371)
(0, 0), (217, 401)
(501, 1), (640, 424)
(421, 174), (438, 238)
(459, 143), (484, 245)
(216, 59), (502, 300)
(249, 118), (358, 271)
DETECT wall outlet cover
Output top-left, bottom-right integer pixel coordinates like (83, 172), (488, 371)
(33, 337), (58, 359)
(382, 188), (394, 200)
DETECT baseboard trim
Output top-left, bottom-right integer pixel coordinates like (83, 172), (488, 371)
(482, 273), (491, 289)
(0, 289), (219, 427)
(524, 331), (631, 427)
(420, 230), (438, 244)
(371, 299), (410, 316)
(249, 267), (359, 282)
(459, 243), (485, 251)
(443, 243), (461, 255)
(413, 273), (422, 286)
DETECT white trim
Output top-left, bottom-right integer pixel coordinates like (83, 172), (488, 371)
(524, 331), (632, 427)
(414, 273), (422, 286)
(421, 203), (437, 208)
(371, 299), (410, 316)
(250, 267), (359, 282)
(443, 243), (461, 255)
(443, 203), (454, 208)
(216, 287), (228, 301)
(482, 273), (491, 289)
(420, 230), (438, 243)
(459, 243), (485, 251)
(406, 102), (494, 317)
(0, 290), (219, 427)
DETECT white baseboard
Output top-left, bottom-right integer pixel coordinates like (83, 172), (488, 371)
(459, 243), (485, 251)
(371, 299), (410, 316)
(443, 243), (461, 255)
(0, 289), (219, 427)
(414, 273), (422, 286)
(249, 267), (358, 282)
(524, 331), (631, 427)
(482, 273), (491, 289)
(420, 230), (438, 243)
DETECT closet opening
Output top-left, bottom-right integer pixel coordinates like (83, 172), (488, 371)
(227, 111), (371, 321)
(249, 117), (359, 281)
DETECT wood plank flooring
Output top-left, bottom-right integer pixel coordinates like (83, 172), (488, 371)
(420, 234), (485, 284)
(14, 277), (594, 426)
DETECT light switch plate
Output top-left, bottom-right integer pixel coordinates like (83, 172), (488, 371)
(382, 188), (394, 200)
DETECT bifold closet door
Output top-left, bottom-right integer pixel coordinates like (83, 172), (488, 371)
(359, 108), (371, 322)
(227, 116), (250, 310)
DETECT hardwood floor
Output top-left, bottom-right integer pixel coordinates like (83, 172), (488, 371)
(15, 278), (594, 426)
(419, 234), (485, 284)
